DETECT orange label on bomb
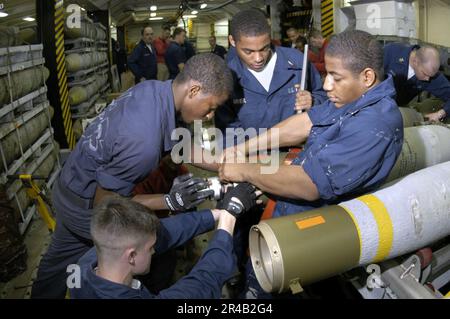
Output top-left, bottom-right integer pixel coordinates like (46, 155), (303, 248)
(296, 215), (325, 230)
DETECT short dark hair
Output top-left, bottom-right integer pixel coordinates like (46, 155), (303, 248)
(230, 9), (271, 42)
(91, 196), (160, 256)
(173, 27), (186, 37)
(308, 29), (323, 40)
(295, 35), (307, 47)
(175, 53), (233, 97)
(326, 30), (384, 80)
(141, 25), (153, 35)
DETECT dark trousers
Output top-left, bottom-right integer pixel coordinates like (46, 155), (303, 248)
(241, 260), (272, 299)
(31, 218), (92, 298)
(233, 206), (263, 271)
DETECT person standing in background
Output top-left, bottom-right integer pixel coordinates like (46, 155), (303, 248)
(293, 35), (308, 53)
(183, 37), (196, 60)
(308, 29), (329, 77)
(128, 26), (157, 84)
(209, 35), (227, 59)
(154, 26), (171, 81)
(285, 27), (302, 48)
(165, 27), (187, 80)
(112, 39), (128, 83)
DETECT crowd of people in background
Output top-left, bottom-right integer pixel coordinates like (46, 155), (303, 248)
(114, 23), (333, 88)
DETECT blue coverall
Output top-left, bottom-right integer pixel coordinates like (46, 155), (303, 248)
(128, 40), (157, 84)
(215, 46), (327, 134)
(70, 211), (235, 299)
(165, 42), (187, 80)
(31, 81), (177, 298)
(384, 43), (450, 117)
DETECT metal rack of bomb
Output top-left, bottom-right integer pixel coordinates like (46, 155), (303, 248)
(64, 14), (110, 124)
(0, 45), (61, 234)
(94, 22), (108, 53)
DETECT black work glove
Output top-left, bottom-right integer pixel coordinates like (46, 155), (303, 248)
(164, 174), (214, 212)
(216, 182), (257, 218)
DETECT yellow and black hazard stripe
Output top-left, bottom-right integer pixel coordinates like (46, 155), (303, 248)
(54, 0), (76, 149)
(321, 0), (334, 38)
(286, 9), (312, 18)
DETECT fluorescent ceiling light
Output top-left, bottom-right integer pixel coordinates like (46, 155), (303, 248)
(150, 5), (157, 11)
(191, 10), (198, 14)
(183, 15), (197, 19)
(149, 17), (163, 20)
(150, 12), (156, 17)
(200, 3), (207, 9)
(23, 17), (35, 21)
(80, 7), (86, 11)
(0, 12), (9, 17)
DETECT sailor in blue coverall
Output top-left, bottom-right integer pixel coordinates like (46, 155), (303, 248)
(271, 74), (403, 217)
(215, 9), (327, 135)
(217, 46), (327, 132)
(165, 28), (187, 80)
(71, 211), (234, 299)
(128, 26), (157, 84)
(31, 54), (234, 299)
(219, 30), (404, 298)
(384, 42), (450, 122)
(70, 185), (259, 299)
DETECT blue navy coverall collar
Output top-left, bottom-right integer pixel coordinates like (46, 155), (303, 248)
(316, 75), (397, 125)
(77, 248), (153, 299)
(273, 75), (402, 217)
(228, 46), (304, 96)
(138, 39), (153, 50)
(387, 44), (417, 78)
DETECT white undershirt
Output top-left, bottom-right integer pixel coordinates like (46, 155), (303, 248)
(407, 64), (415, 80)
(248, 52), (277, 92)
(146, 44), (153, 54)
